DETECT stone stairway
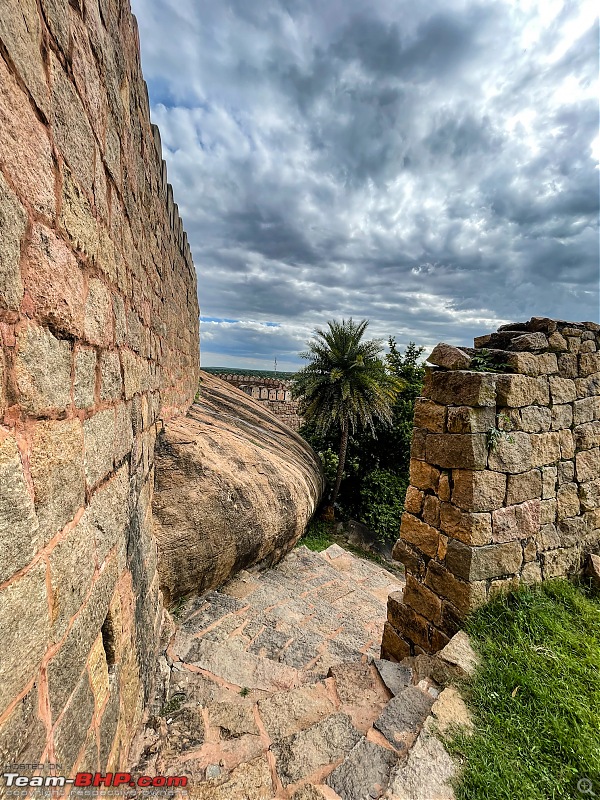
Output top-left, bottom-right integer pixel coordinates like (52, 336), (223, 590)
(130, 545), (473, 800)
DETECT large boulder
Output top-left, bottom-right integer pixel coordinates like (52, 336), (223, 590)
(153, 371), (324, 603)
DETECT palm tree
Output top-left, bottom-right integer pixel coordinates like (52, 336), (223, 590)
(292, 318), (404, 516)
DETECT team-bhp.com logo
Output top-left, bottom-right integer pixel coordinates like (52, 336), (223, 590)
(3, 772), (187, 790)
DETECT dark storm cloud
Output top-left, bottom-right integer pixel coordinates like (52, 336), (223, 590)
(132, 0), (599, 367)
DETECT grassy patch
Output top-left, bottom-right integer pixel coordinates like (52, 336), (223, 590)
(449, 579), (600, 800)
(298, 519), (336, 552)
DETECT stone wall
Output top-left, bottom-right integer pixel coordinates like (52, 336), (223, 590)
(383, 318), (600, 659)
(215, 373), (302, 431)
(0, 0), (199, 776)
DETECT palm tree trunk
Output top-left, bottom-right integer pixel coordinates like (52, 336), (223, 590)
(331, 419), (349, 507)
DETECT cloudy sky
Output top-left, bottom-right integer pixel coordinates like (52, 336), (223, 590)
(131, 0), (599, 370)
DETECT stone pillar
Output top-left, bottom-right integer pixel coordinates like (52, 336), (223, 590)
(383, 318), (600, 659)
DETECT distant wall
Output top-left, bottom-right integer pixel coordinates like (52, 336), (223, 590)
(216, 373), (303, 431)
(383, 318), (600, 659)
(0, 0), (198, 775)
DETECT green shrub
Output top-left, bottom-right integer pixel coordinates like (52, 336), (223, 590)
(358, 468), (407, 544)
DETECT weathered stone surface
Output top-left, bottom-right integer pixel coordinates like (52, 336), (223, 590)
(438, 631), (479, 678)
(100, 350), (123, 400)
(404, 574), (442, 625)
(439, 503), (492, 546)
(404, 486), (424, 515)
(551, 403), (573, 431)
(30, 418), (85, 541)
(83, 464), (129, 562)
(422, 370), (496, 407)
(74, 348), (97, 408)
(272, 713), (360, 785)
(14, 324), (72, 415)
(496, 374), (548, 407)
(530, 432), (561, 467)
(84, 409), (115, 488)
(413, 398), (446, 432)
(585, 554), (600, 587)
(0, 171), (27, 310)
(53, 673), (95, 773)
(446, 539), (522, 581)
(548, 331), (568, 351)
(424, 561), (485, 615)
(446, 406), (495, 434)
(422, 494), (440, 528)
(452, 470), (506, 512)
(576, 448), (600, 483)
(60, 169), (99, 259)
(409, 460), (440, 491)
(579, 479), (600, 512)
(387, 596), (431, 652)
(487, 431), (532, 473)
(549, 376), (577, 404)
(400, 513), (440, 558)
(387, 725), (456, 800)
(0, 562), (50, 717)
(326, 737), (396, 800)
(84, 278), (113, 346)
(427, 343), (471, 371)
(580, 352), (600, 377)
(208, 701), (258, 738)
(392, 539), (425, 576)
(542, 546), (582, 579)
(154, 373), (323, 602)
(574, 397), (600, 425)
(191, 757), (272, 800)
(0, 685), (46, 768)
(373, 659), (412, 697)
(24, 224), (86, 337)
(0, 0), (49, 117)
(506, 469), (542, 505)
(0, 436), (40, 583)
(258, 683), (335, 740)
(574, 421), (600, 451)
(510, 332), (548, 351)
(492, 500), (540, 543)
(381, 621), (412, 661)
(557, 483), (580, 520)
(49, 517), (96, 639)
(373, 687), (434, 750)
(426, 433), (488, 470)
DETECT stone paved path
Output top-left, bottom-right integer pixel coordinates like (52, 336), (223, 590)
(131, 545), (469, 800)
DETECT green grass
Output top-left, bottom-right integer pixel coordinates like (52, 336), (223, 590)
(299, 519), (336, 551)
(449, 579), (600, 800)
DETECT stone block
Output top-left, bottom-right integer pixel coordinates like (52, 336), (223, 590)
(0, 684), (46, 768)
(548, 332), (568, 351)
(505, 352), (540, 376)
(576, 373), (600, 399)
(424, 561), (486, 614)
(326, 737), (397, 800)
(574, 421), (600, 451)
(60, 170), (99, 259)
(440, 503), (492, 545)
(425, 433), (488, 469)
(538, 523), (560, 551)
(520, 405), (552, 433)
(53, 673), (95, 774)
(542, 546), (582, 579)
(258, 683), (335, 741)
(488, 431), (532, 474)
(404, 485), (424, 515)
(113, 293), (127, 345)
(40, 0), (70, 55)
(122, 349), (149, 399)
(410, 428), (427, 459)
(24, 223), (86, 337)
(551, 403), (573, 431)
(521, 561), (542, 585)
(0, 436), (41, 583)
(510, 332), (548, 351)
(0, 0), (49, 117)
(576, 448), (600, 483)
(381, 621), (411, 661)
(30, 418), (85, 541)
(84, 409), (115, 487)
(49, 517), (96, 640)
(540, 498), (557, 524)
(496, 374), (548, 407)
(0, 562), (50, 717)
(549, 376), (577, 404)
(422, 494), (440, 528)
(422, 370), (496, 407)
(506, 469), (542, 505)
(74, 348), (97, 408)
(84, 278), (113, 346)
(557, 353), (578, 379)
(574, 397), (600, 425)
(530, 432), (561, 467)
(391, 540), (425, 577)
(492, 499), (541, 543)
(446, 539), (523, 581)
(580, 352), (600, 376)
(413, 398), (446, 432)
(559, 429), (575, 460)
(409, 460), (440, 492)
(83, 465), (129, 563)
(541, 466), (557, 499)
(100, 350), (123, 400)
(373, 687), (434, 750)
(451, 470), (506, 512)
(14, 324), (72, 415)
(0, 171), (27, 311)
(403, 574), (442, 625)
(557, 483), (580, 520)
(438, 471), (451, 501)
(387, 597), (431, 651)
(446, 405), (495, 434)
(51, 53), (95, 192)
(579, 479), (600, 512)
(427, 343), (471, 370)
(399, 513), (439, 558)
(558, 460), (575, 485)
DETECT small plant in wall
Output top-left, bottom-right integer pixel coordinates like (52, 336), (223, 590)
(470, 349), (511, 373)
(486, 413), (515, 451)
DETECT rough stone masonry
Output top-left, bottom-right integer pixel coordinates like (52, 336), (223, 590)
(383, 318), (600, 659)
(0, 0), (199, 775)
